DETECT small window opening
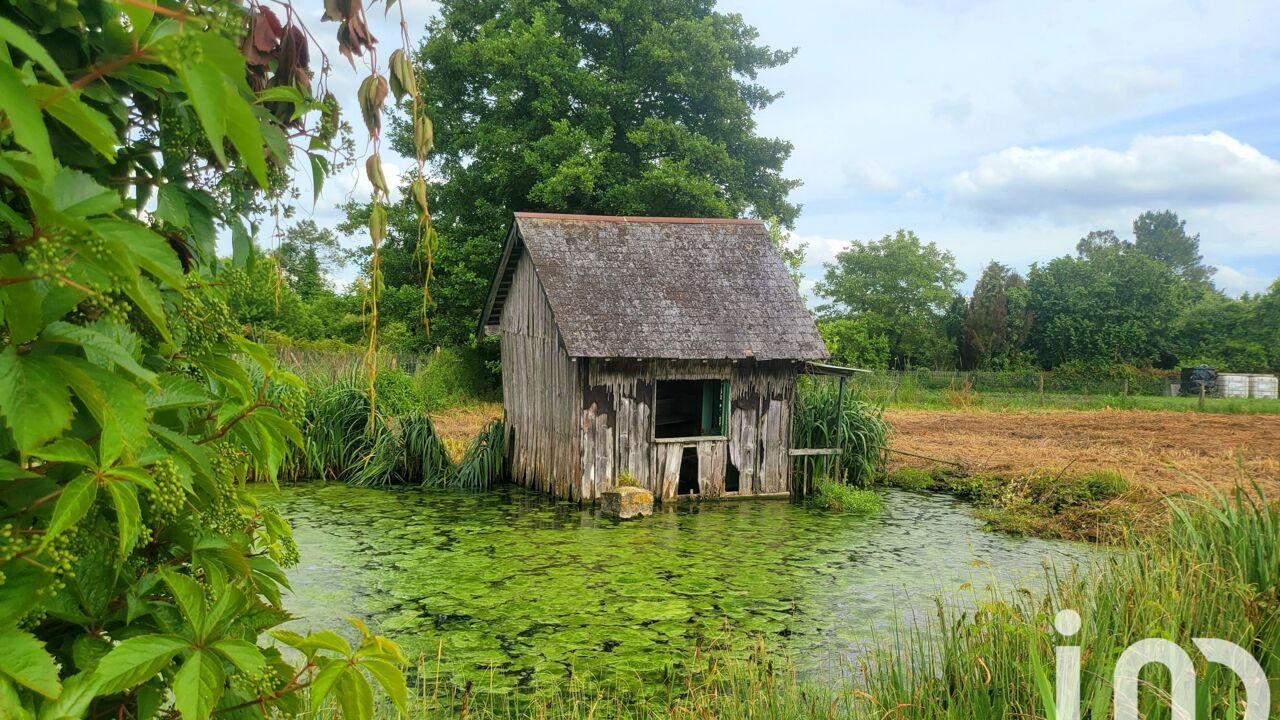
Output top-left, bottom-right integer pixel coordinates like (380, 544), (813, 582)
(655, 379), (727, 438)
(677, 447), (700, 495)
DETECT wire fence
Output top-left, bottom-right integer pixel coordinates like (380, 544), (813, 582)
(850, 368), (1183, 403)
(269, 345), (427, 382)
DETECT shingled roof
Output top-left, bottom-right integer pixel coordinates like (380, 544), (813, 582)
(481, 213), (829, 361)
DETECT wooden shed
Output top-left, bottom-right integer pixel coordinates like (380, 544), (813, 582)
(480, 212), (829, 502)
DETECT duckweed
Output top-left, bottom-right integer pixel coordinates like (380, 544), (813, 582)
(261, 484), (1095, 690)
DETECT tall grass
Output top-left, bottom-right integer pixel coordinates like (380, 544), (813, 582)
(792, 380), (889, 487)
(289, 376), (503, 490)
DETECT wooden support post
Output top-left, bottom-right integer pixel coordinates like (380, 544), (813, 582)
(835, 376), (847, 483)
(1199, 381), (1206, 411)
(1122, 377), (1129, 398)
(1039, 372), (1045, 406)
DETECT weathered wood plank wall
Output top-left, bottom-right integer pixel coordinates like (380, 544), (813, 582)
(499, 254), (584, 499)
(578, 359), (796, 501)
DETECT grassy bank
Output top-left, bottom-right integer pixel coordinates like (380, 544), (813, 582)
(319, 486), (1276, 719)
(882, 466), (1154, 542)
(869, 388), (1280, 414)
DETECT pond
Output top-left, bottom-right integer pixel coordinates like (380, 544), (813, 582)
(259, 484), (1097, 690)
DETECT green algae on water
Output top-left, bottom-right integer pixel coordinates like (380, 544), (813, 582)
(261, 484), (1095, 690)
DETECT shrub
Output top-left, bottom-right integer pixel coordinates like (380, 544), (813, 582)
(885, 467), (936, 491)
(793, 380), (889, 487)
(810, 478), (884, 513)
(0, 3), (408, 716)
(374, 367), (421, 415)
(415, 345), (502, 410)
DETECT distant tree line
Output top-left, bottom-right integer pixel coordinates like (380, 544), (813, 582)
(815, 210), (1280, 373)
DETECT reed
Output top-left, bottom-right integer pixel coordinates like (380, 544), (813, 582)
(290, 375), (500, 489)
(792, 380), (889, 487)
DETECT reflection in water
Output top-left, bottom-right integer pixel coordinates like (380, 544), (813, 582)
(261, 484), (1096, 689)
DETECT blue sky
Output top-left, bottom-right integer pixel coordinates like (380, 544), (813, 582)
(297, 0), (1280, 298)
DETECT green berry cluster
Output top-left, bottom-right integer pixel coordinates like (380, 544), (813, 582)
(0, 524), (76, 604)
(149, 458), (186, 519)
(179, 292), (236, 356)
(276, 384), (307, 426)
(26, 237), (64, 281)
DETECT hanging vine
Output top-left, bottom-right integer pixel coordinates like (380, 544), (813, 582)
(323, 0), (431, 426)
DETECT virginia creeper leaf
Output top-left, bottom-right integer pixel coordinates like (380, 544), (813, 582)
(0, 347), (71, 454)
(45, 472), (97, 540)
(0, 628), (61, 699)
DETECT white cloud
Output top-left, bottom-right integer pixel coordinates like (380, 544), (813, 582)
(1212, 264), (1275, 297)
(947, 132), (1280, 216)
(843, 159), (900, 192)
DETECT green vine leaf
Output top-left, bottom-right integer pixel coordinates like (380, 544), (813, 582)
(0, 17), (68, 84)
(0, 58), (52, 179)
(0, 347), (71, 455)
(0, 628), (61, 699)
(105, 478), (141, 559)
(90, 634), (188, 695)
(44, 472), (98, 541)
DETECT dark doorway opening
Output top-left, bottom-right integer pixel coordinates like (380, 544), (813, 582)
(725, 459), (740, 493)
(655, 379), (727, 438)
(677, 447), (700, 495)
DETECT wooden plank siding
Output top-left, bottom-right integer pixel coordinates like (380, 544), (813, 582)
(498, 255), (584, 499)
(578, 358), (797, 501)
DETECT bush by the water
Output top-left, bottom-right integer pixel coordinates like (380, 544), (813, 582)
(792, 380), (889, 487)
(809, 478), (883, 513)
(415, 345), (502, 410)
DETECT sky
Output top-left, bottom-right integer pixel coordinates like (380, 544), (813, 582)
(288, 0), (1280, 299)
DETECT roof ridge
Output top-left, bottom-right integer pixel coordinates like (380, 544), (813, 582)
(514, 211), (763, 225)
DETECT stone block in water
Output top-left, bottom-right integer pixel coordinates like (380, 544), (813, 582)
(602, 486), (653, 519)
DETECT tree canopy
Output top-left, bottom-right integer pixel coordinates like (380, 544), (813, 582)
(1133, 209), (1215, 285)
(375, 0), (801, 345)
(815, 230), (965, 369)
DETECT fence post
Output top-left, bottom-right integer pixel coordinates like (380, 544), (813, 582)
(1038, 372), (1045, 406)
(1198, 381), (1206, 411)
(1122, 377), (1129, 398)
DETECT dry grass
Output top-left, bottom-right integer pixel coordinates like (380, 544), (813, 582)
(429, 402), (503, 461)
(885, 408), (1280, 497)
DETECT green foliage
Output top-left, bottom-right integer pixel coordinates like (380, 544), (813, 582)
(295, 375), (499, 490)
(0, 2), (406, 717)
(816, 317), (891, 370)
(959, 261), (1033, 370)
(373, 368), (419, 416)
(884, 467), (937, 492)
(808, 479), (882, 513)
(367, 0), (801, 346)
(414, 345), (502, 411)
(1133, 209), (1214, 286)
(815, 230), (966, 369)
(792, 381), (889, 487)
(1080, 469), (1129, 499)
(452, 420), (506, 492)
(1027, 240), (1179, 367)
